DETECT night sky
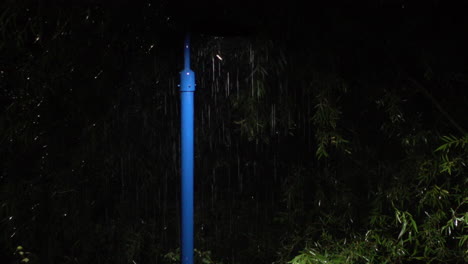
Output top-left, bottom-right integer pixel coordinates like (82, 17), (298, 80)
(1, 1), (467, 264)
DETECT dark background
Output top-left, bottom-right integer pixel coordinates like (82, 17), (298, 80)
(1, 0), (467, 263)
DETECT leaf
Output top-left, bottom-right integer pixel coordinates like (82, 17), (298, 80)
(459, 235), (468, 247)
(398, 221), (407, 239)
(410, 218), (418, 233)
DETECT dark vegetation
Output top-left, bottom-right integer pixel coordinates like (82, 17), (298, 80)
(1, 1), (467, 263)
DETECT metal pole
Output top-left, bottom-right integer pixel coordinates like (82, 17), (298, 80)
(180, 33), (195, 264)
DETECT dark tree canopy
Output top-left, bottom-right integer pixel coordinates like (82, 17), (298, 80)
(1, 1), (467, 264)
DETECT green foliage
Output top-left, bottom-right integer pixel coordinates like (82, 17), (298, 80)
(289, 249), (346, 264)
(163, 248), (223, 264)
(287, 135), (468, 264)
(311, 73), (350, 159)
(14, 245), (33, 263)
(435, 135), (468, 175)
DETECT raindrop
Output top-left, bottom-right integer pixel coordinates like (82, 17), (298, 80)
(94, 70), (103, 79)
(226, 72), (230, 97)
(147, 44), (155, 53)
(212, 57), (215, 82)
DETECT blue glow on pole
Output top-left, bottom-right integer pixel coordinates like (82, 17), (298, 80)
(180, 33), (195, 264)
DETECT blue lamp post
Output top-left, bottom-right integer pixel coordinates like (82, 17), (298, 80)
(180, 33), (195, 264)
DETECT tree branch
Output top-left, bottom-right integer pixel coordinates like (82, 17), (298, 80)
(409, 78), (467, 135)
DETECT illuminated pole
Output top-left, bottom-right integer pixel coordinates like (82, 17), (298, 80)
(180, 33), (195, 264)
